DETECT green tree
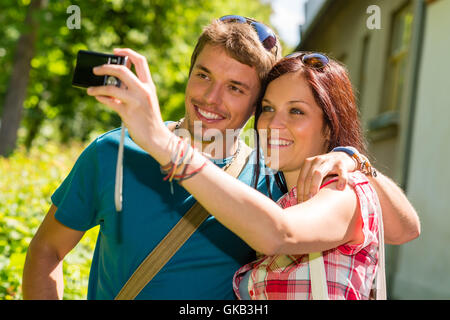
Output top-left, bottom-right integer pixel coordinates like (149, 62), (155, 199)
(0, 0), (45, 156)
(0, 0), (281, 155)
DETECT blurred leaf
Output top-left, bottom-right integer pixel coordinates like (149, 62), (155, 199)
(0, 141), (97, 299)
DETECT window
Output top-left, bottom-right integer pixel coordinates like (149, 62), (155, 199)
(381, 2), (414, 113)
(357, 34), (371, 111)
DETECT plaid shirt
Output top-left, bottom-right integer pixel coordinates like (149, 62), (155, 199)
(233, 171), (380, 300)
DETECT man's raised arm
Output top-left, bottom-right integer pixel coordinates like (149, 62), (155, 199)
(368, 172), (420, 244)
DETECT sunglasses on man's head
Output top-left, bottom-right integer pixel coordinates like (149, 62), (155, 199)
(219, 15), (277, 52)
(285, 52), (330, 69)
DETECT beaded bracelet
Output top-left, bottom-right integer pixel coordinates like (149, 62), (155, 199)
(332, 146), (377, 177)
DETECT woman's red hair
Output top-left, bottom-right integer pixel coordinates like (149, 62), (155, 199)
(253, 52), (367, 196)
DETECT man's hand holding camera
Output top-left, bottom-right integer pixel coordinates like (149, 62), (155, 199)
(86, 48), (170, 156)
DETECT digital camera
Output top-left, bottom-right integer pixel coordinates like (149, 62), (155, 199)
(72, 50), (128, 88)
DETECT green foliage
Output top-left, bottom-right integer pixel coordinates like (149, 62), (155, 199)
(0, 0), (276, 148)
(0, 141), (98, 299)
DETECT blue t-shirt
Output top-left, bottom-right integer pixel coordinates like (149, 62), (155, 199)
(51, 127), (282, 300)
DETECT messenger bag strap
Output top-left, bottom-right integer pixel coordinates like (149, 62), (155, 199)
(309, 182), (387, 300)
(374, 189), (387, 300)
(115, 142), (253, 300)
(309, 252), (329, 300)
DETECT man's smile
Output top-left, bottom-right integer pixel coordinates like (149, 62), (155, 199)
(194, 106), (226, 122)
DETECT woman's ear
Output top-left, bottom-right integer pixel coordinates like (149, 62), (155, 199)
(323, 125), (332, 150)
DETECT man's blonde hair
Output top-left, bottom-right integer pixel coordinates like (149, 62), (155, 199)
(189, 19), (282, 82)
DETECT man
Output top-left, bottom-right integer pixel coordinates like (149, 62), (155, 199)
(23, 17), (419, 300)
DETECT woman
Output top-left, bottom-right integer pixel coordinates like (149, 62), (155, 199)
(88, 51), (383, 300)
(234, 52), (382, 300)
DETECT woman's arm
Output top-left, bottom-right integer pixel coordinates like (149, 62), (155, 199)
(149, 136), (361, 256)
(296, 151), (420, 244)
(182, 152), (361, 255)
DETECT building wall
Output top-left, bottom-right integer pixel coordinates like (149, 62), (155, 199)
(390, 0), (450, 299)
(298, 0), (410, 297)
(298, 0), (412, 181)
(298, 0), (450, 298)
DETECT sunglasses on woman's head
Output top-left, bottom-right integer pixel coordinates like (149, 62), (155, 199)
(285, 52), (330, 69)
(219, 15), (277, 53)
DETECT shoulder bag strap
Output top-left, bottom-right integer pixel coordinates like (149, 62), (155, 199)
(309, 180), (333, 300)
(374, 190), (387, 300)
(309, 252), (329, 300)
(309, 182), (388, 300)
(115, 142), (253, 300)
